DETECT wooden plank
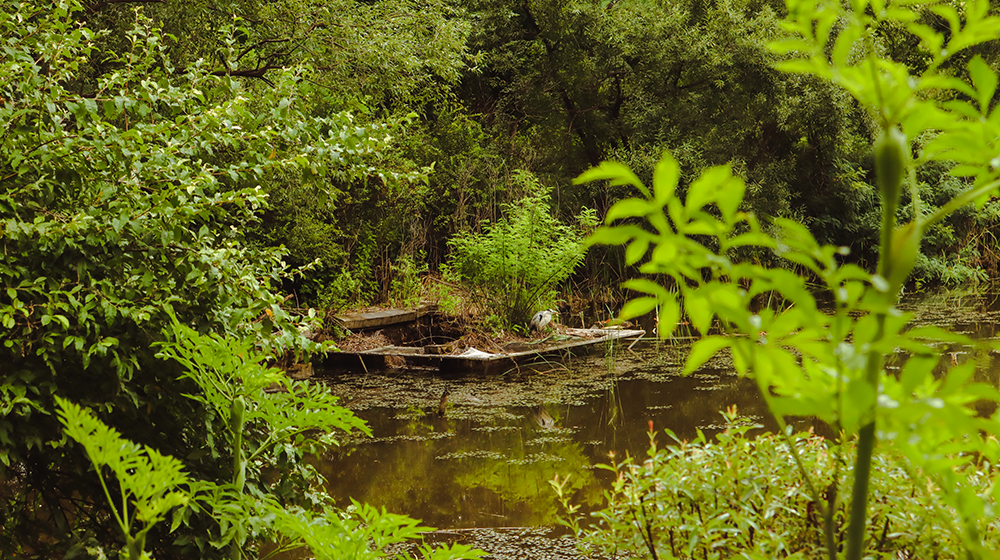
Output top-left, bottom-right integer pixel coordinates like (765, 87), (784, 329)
(334, 309), (417, 330)
(334, 303), (438, 330)
(447, 329), (645, 361)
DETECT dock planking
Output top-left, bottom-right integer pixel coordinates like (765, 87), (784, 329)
(334, 304), (437, 330)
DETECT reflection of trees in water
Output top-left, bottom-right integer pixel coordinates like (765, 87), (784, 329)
(315, 343), (775, 528)
(318, 406), (601, 528)
(451, 406), (604, 526)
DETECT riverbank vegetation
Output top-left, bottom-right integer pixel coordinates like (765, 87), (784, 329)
(560, 0), (1000, 556)
(4, 0), (1000, 558)
(557, 409), (1000, 559)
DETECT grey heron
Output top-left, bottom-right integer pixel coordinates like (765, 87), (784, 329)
(529, 309), (558, 333)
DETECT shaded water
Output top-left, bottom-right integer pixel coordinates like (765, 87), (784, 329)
(313, 290), (1000, 535)
(318, 339), (779, 530)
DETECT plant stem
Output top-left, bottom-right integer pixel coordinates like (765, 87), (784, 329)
(231, 408), (245, 560)
(846, 149), (895, 557)
(846, 101), (897, 556)
(845, 332), (884, 560)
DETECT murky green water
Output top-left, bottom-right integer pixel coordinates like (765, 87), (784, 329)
(317, 339), (776, 530)
(313, 290), (1000, 541)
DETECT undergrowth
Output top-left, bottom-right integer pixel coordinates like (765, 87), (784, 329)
(555, 408), (1000, 559)
(445, 171), (597, 330)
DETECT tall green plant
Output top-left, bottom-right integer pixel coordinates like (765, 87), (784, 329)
(572, 0), (1000, 553)
(446, 171), (596, 329)
(57, 326), (484, 560)
(154, 320), (371, 558)
(576, 154), (1000, 558)
(56, 397), (190, 560)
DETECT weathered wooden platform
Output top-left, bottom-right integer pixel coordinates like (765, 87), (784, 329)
(324, 328), (646, 372)
(333, 304), (437, 330)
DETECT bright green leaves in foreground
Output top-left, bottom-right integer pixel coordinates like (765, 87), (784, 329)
(576, 24), (1000, 543)
(57, 325), (480, 560)
(57, 396), (190, 560)
(579, 151), (773, 337)
(578, 147), (1000, 556)
(271, 501), (484, 560)
(154, 322), (370, 558)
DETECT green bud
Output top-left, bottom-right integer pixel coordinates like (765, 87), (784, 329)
(885, 220), (922, 294)
(875, 126), (907, 215)
(230, 395), (246, 433)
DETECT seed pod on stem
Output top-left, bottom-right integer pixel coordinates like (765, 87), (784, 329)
(875, 126), (908, 217)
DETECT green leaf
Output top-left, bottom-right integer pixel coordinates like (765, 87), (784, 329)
(586, 225), (642, 246)
(652, 151), (679, 205)
(619, 297), (658, 322)
(685, 294), (714, 335)
(606, 198), (653, 223)
(767, 38), (813, 55)
(622, 278), (671, 298)
(56, 396), (191, 544)
(574, 161), (651, 198)
(624, 239), (649, 265)
(656, 298), (680, 339)
(967, 55), (997, 114)
(685, 166), (731, 212)
(774, 58), (830, 77)
(684, 336), (731, 374)
(831, 21), (862, 67)
(898, 354), (936, 395)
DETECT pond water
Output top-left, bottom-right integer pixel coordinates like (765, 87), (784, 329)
(318, 343), (775, 530)
(312, 290), (1000, 552)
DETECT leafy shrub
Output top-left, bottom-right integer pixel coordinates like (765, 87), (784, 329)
(314, 268), (368, 312)
(389, 253), (429, 307)
(557, 410), (1000, 559)
(0, 2), (433, 556)
(55, 325), (484, 560)
(427, 275), (466, 315)
(446, 171), (597, 329)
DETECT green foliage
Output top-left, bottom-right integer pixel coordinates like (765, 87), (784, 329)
(452, 0), (1000, 287)
(0, 0), (372, 401)
(446, 171), (596, 328)
(55, 326), (484, 560)
(270, 501), (485, 560)
(459, 0), (863, 246)
(579, 146), (1000, 557)
(155, 321), (371, 462)
(153, 322), (368, 558)
(576, 1), (1000, 547)
(557, 412), (1000, 559)
(197, 0), (477, 307)
(389, 253), (430, 307)
(0, 1), (438, 556)
(57, 397), (191, 560)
